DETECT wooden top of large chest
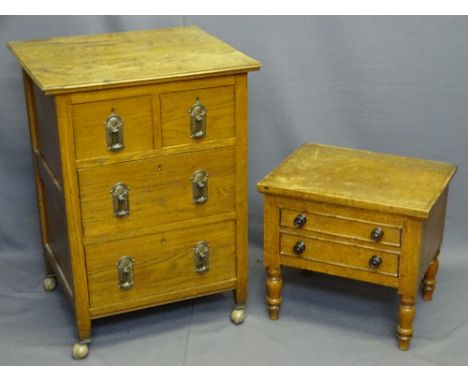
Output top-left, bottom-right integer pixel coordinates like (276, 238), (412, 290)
(8, 25), (261, 94)
(257, 143), (457, 219)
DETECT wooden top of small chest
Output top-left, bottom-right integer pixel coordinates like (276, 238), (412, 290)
(8, 25), (261, 94)
(257, 143), (457, 218)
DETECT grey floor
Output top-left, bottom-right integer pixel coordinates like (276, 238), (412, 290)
(1, 235), (467, 365)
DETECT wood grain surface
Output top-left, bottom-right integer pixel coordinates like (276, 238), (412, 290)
(281, 207), (401, 247)
(8, 26), (261, 94)
(78, 146), (236, 241)
(160, 84), (235, 148)
(280, 233), (399, 277)
(86, 220), (237, 316)
(233, 74), (249, 306)
(72, 95), (154, 160)
(55, 94), (92, 341)
(257, 143), (457, 218)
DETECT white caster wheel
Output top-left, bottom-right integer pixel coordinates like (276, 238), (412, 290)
(42, 277), (57, 292)
(230, 308), (246, 325)
(72, 342), (89, 360)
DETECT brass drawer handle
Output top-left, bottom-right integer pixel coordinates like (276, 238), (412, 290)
(116, 256), (134, 290)
(192, 170), (208, 204)
(293, 241), (306, 255)
(294, 214), (307, 228)
(371, 227), (384, 242)
(189, 98), (207, 139)
(111, 183), (130, 217)
(105, 110), (125, 151)
(193, 241), (209, 273)
(369, 255), (382, 269)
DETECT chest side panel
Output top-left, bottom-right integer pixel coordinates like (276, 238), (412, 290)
(419, 188), (448, 280)
(25, 75), (73, 295)
(32, 82), (63, 186)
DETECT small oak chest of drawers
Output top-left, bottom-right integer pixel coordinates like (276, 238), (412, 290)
(8, 26), (260, 359)
(257, 143), (456, 350)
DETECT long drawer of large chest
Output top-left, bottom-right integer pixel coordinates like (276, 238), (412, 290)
(78, 146), (236, 242)
(86, 220), (237, 317)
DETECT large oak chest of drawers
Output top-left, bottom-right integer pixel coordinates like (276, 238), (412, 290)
(8, 26), (260, 359)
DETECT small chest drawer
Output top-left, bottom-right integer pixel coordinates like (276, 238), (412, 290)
(281, 208), (401, 247)
(86, 220), (237, 314)
(280, 233), (399, 277)
(79, 146), (236, 241)
(160, 85), (235, 148)
(72, 95), (154, 160)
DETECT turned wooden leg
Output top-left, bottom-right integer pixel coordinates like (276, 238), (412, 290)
(266, 267), (282, 320)
(396, 295), (416, 351)
(422, 251), (440, 301)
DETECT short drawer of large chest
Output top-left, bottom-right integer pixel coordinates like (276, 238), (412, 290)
(72, 96), (154, 160)
(160, 85), (235, 147)
(86, 220), (237, 317)
(78, 146), (236, 241)
(71, 79), (236, 162)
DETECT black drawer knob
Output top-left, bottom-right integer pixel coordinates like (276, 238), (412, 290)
(293, 241), (306, 255)
(370, 227), (384, 242)
(293, 214), (307, 228)
(369, 255), (382, 269)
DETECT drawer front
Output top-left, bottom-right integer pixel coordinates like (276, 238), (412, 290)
(72, 95), (154, 160)
(160, 85), (235, 148)
(79, 147), (236, 240)
(86, 220), (236, 312)
(281, 208), (401, 247)
(280, 233), (399, 277)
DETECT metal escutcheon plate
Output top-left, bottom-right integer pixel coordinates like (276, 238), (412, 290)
(105, 111), (125, 151)
(193, 241), (209, 273)
(192, 170), (208, 204)
(189, 98), (207, 139)
(111, 182), (130, 218)
(116, 256), (134, 290)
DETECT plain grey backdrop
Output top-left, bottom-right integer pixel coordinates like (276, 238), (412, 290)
(1, 16), (467, 365)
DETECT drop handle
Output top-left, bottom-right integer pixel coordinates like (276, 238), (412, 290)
(189, 98), (207, 139)
(116, 256), (134, 290)
(105, 110), (125, 151)
(369, 255), (382, 269)
(193, 241), (210, 273)
(111, 183), (130, 218)
(192, 170), (208, 204)
(293, 241), (306, 255)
